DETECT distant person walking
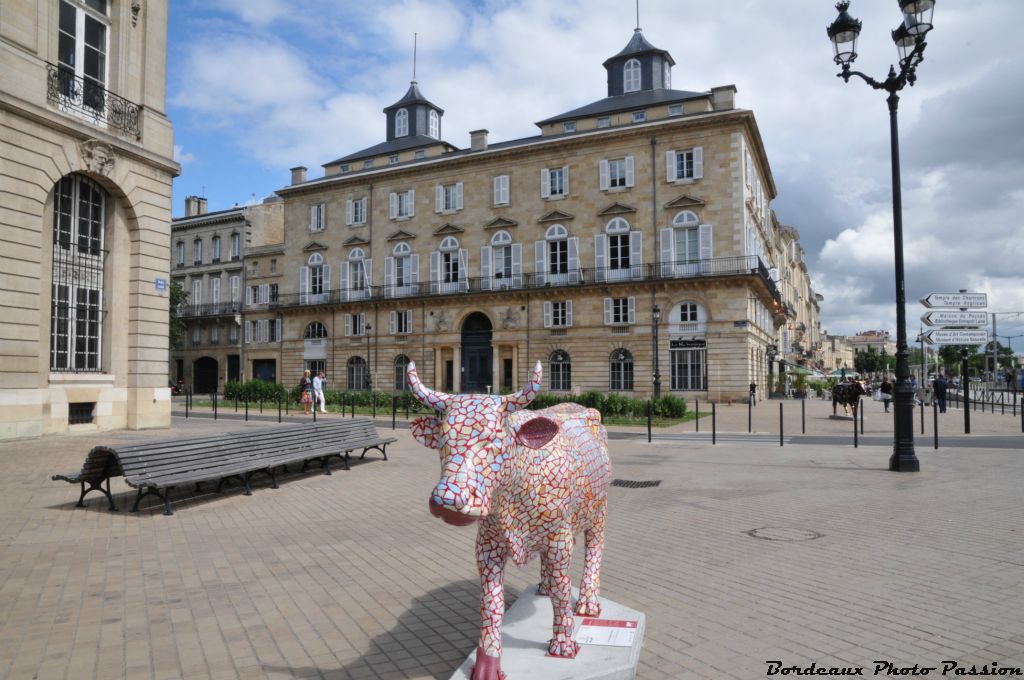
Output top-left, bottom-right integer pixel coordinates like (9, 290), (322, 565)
(299, 369), (313, 415)
(313, 371), (327, 414)
(879, 377), (893, 413)
(933, 374), (948, 413)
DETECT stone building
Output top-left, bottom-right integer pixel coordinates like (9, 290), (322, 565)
(169, 196), (283, 394)
(245, 29), (813, 401)
(0, 0), (177, 438)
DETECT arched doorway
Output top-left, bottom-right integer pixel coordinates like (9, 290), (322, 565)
(193, 357), (219, 394)
(461, 312), (493, 393)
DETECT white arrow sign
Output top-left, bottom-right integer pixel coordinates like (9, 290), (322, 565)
(921, 329), (989, 346)
(920, 292), (988, 309)
(920, 311), (990, 327)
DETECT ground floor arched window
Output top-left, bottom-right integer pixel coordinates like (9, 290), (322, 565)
(347, 356), (368, 390)
(394, 355), (410, 391)
(671, 344), (707, 391)
(549, 350), (571, 391)
(609, 348), (633, 391)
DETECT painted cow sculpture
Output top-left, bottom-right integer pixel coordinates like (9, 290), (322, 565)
(407, 360), (610, 680)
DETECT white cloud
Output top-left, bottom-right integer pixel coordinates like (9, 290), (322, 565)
(173, 144), (195, 165)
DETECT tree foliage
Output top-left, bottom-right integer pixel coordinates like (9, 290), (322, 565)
(169, 282), (188, 348)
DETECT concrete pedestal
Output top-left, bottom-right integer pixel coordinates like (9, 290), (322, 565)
(450, 586), (645, 680)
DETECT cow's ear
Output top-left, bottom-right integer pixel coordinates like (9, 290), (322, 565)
(411, 416), (443, 449)
(514, 416), (559, 449)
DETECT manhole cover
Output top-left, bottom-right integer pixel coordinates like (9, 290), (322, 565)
(610, 479), (662, 489)
(747, 527), (823, 542)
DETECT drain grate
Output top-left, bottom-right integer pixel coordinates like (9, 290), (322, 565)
(611, 479), (662, 489)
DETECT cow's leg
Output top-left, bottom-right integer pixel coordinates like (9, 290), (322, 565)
(546, 532), (580, 659)
(537, 551), (554, 596)
(575, 508), (606, 616)
(472, 524), (507, 680)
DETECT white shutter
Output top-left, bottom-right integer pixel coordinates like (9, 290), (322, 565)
(535, 240), (546, 285)
(543, 301), (553, 328)
(456, 182), (464, 210)
(511, 243), (522, 281)
(389, 192), (398, 219)
(501, 175), (510, 204)
(245, 285), (252, 306)
(604, 298), (613, 325)
(566, 300), (573, 327)
(260, 283), (269, 304)
(344, 314), (353, 337)
(299, 266), (309, 304)
(660, 227), (675, 276)
(339, 261), (350, 301)
(493, 177), (501, 205)
(699, 224), (713, 260)
(244, 320), (252, 343)
(625, 155), (635, 187)
(310, 205), (319, 230)
(275, 319), (281, 343)
(666, 150), (677, 181)
(595, 234), (607, 282)
(322, 264), (331, 300)
(390, 311), (397, 334)
(480, 245), (492, 290)
(259, 320), (268, 343)
(562, 165), (570, 195)
(693, 147), (704, 179)
(435, 185), (444, 213)
(211, 278), (220, 304)
(540, 168), (550, 198)
(384, 256), (394, 295)
(627, 296), (636, 324)
(364, 259), (372, 289)
(629, 231), (642, 269)
(230, 276), (239, 303)
(410, 254), (419, 285)
(346, 199), (353, 225)
(408, 189), (415, 217)
(568, 237), (579, 283)
(458, 249), (468, 291)
(430, 251), (440, 292)
(599, 159), (610, 191)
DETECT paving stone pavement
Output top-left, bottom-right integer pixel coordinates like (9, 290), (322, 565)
(0, 404), (1022, 679)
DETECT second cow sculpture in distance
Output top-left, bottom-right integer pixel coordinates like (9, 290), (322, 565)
(407, 360), (611, 680)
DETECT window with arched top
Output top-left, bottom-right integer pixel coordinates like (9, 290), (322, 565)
(609, 348), (634, 391)
(388, 241), (415, 293)
(539, 223), (578, 282)
(604, 217), (634, 274)
(193, 238), (203, 264)
(395, 108), (408, 137)
(491, 230), (512, 245)
(308, 252), (323, 266)
(672, 210), (700, 263)
(545, 224), (568, 240)
(393, 242), (411, 256)
(345, 247), (369, 298)
(428, 110), (439, 138)
(347, 356), (369, 390)
(440, 236), (459, 251)
(549, 350), (571, 391)
(439, 236), (461, 286)
(304, 322), (328, 339)
(394, 355), (411, 391)
(212, 235), (221, 262)
(623, 58), (641, 93)
(302, 252), (329, 303)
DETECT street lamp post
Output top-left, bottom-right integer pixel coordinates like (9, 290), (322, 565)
(652, 304), (662, 398)
(827, 0), (935, 472)
(365, 322), (372, 391)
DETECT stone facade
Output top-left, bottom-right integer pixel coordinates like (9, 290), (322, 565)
(0, 0), (177, 439)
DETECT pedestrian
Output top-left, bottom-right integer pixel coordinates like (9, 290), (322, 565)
(314, 371), (327, 414)
(879, 377), (893, 413)
(299, 369), (313, 415)
(933, 373), (948, 413)
(749, 381), (757, 406)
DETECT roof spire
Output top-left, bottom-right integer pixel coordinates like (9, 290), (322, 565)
(412, 32), (418, 82)
(636, 0), (640, 30)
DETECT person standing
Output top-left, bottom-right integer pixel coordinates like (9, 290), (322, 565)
(299, 369), (313, 415)
(313, 371), (327, 414)
(933, 373), (948, 413)
(879, 376), (893, 413)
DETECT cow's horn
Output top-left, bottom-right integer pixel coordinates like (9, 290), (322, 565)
(407, 360), (451, 410)
(505, 360), (542, 410)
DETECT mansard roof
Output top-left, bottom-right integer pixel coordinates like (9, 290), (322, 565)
(603, 29), (675, 67)
(536, 88), (707, 126)
(384, 81), (444, 114)
(325, 135), (456, 166)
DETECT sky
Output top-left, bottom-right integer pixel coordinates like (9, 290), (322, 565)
(166, 0), (1024, 347)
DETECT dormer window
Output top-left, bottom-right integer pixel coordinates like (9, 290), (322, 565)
(428, 110), (440, 139)
(340, 164), (350, 173)
(363, 159), (374, 169)
(623, 58), (641, 93)
(388, 154), (399, 165)
(632, 111), (646, 123)
(395, 108), (409, 137)
(563, 121), (576, 133)
(668, 104), (683, 116)
(597, 117), (611, 129)
(414, 150), (425, 160)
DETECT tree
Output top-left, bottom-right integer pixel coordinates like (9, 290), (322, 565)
(169, 282), (188, 349)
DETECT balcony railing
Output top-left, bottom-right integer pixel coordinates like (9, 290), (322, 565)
(268, 255), (781, 309)
(176, 302), (242, 318)
(46, 64), (141, 139)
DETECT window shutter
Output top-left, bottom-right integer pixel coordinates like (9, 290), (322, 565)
(390, 311), (397, 335)
(627, 296), (636, 324)
(458, 249), (468, 291)
(699, 224), (713, 260)
(693, 147), (704, 179)
(231, 276), (239, 302)
(389, 192), (398, 219)
(493, 177), (501, 205)
(501, 175), (510, 204)
(260, 283), (269, 304)
(456, 182), (463, 210)
(540, 168), (550, 198)
(625, 155), (635, 187)
(299, 266), (309, 304)
(339, 261), (350, 300)
(435, 185), (444, 213)
(384, 256), (394, 294)
(322, 264), (331, 299)
(410, 254), (419, 285)
(511, 243), (522, 280)
(310, 205), (319, 230)
(568, 237), (579, 283)
(666, 150), (677, 181)
(408, 189), (415, 216)
(659, 227), (675, 276)
(364, 259), (373, 290)
(344, 314), (352, 337)
(566, 300), (573, 327)
(275, 319), (281, 343)
(430, 251), (440, 292)
(599, 159), (610, 191)
(480, 245), (492, 290)
(629, 231), (642, 268)
(346, 199), (353, 225)
(535, 240), (546, 285)
(562, 165), (570, 195)
(604, 298), (613, 325)
(595, 234), (607, 282)
(259, 320), (268, 343)
(244, 321), (252, 343)
(543, 301), (552, 328)
(245, 285), (252, 306)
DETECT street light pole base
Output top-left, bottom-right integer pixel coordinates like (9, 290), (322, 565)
(888, 450), (920, 472)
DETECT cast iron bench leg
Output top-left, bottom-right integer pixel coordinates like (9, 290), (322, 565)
(76, 477), (119, 510)
(360, 444), (388, 461)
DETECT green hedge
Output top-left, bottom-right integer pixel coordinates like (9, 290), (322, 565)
(224, 379), (288, 402)
(527, 391), (687, 419)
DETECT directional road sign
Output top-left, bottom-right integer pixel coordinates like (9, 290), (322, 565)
(921, 329), (989, 346)
(920, 310), (989, 327)
(920, 292), (988, 309)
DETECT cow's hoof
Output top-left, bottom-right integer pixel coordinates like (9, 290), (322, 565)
(574, 597), (601, 617)
(537, 582), (552, 597)
(548, 637), (580, 659)
(471, 648), (505, 680)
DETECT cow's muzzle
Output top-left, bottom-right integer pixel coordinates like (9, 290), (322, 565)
(429, 480), (487, 525)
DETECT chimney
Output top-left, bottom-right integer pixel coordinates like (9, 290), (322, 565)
(184, 195), (207, 216)
(710, 84), (737, 111)
(470, 129), (489, 152)
(291, 166), (307, 185)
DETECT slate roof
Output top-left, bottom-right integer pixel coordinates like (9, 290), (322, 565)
(535, 88), (708, 125)
(383, 81), (444, 114)
(603, 29), (675, 67)
(325, 135), (457, 166)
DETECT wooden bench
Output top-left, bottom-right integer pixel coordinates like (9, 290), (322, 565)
(52, 418), (395, 515)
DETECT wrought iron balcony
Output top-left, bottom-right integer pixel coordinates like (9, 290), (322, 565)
(267, 255), (782, 310)
(46, 63), (141, 139)
(175, 302), (242, 318)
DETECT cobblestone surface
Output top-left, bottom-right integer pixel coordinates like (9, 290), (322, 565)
(1, 400), (1022, 679)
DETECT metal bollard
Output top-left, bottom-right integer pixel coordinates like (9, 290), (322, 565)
(933, 400), (938, 450)
(351, 394), (355, 418)
(185, 387), (190, 419)
(854, 404), (858, 448)
(213, 392), (217, 421)
(779, 402), (783, 447)
(748, 398), (752, 434)
(313, 405), (317, 422)
(860, 399), (864, 434)
(695, 400), (699, 433)
(260, 396), (263, 414)
(244, 397), (248, 422)
(647, 401), (652, 443)
(712, 402), (717, 445)
(278, 393), (282, 424)
(235, 393), (239, 413)
(801, 398), (806, 435)
(920, 398), (924, 435)
(372, 391), (376, 419)
(392, 397), (397, 430)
